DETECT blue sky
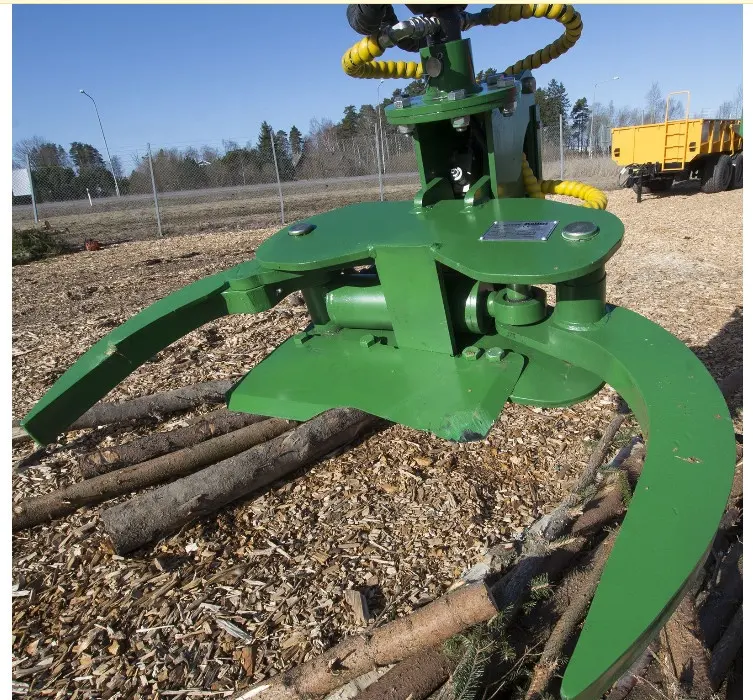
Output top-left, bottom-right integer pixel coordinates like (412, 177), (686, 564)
(12, 4), (742, 164)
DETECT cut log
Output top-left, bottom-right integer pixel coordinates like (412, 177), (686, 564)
(354, 649), (454, 700)
(101, 408), (382, 554)
(709, 605), (743, 690)
(67, 378), (237, 432)
(525, 530), (618, 699)
(12, 418), (294, 531)
(698, 541), (743, 647)
(78, 407), (265, 478)
(238, 441), (648, 700)
(230, 583), (498, 700)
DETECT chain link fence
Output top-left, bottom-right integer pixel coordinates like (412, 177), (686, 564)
(12, 123), (619, 245)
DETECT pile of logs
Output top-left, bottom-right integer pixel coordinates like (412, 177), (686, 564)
(13, 381), (383, 553)
(11, 370), (743, 700)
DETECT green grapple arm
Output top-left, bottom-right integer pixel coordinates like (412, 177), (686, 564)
(21, 4), (736, 699)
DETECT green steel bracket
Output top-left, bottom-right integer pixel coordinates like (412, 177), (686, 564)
(490, 305), (735, 699)
(21, 260), (330, 445)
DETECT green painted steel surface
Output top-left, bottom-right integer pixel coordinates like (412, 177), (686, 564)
(386, 82), (513, 125)
(420, 39), (478, 95)
(21, 13), (736, 694)
(258, 200), (623, 284)
(20, 260), (322, 445)
(227, 327), (525, 442)
(490, 306), (735, 699)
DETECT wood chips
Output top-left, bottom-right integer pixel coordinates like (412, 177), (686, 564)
(12, 186), (742, 697)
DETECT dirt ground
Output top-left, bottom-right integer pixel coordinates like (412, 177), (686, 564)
(11, 185), (742, 698)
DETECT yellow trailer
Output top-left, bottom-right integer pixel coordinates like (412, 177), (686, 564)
(611, 92), (742, 201)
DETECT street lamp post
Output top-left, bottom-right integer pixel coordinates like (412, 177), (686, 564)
(79, 89), (121, 197)
(589, 76), (619, 158)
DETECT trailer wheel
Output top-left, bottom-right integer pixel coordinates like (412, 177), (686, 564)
(731, 153), (743, 189)
(647, 179), (672, 192)
(701, 155), (732, 193)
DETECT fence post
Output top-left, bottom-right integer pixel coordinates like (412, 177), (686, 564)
(147, 143), (163, 237)
(375, 123), (384, 202)
(559, 113), (564, 180)
(26, 155), (39, 225)
(269, 125), (285, 225)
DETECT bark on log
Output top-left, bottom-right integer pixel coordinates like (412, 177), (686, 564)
(79, 407), (265, 478)
(698, 541), (743, 648)
(709, 605), (743, 691)
(659, 595), (713, 699)
(13, 418), (294, 531)
(351, 444), (647, 700)
(535, 411), (629, 541)
(101, 408), (381, 554)
(354, 649), (454, 700)
(67, 378), (237, 432)
(604, 643), (657, 700)
(526, 531), (618, 698)
(230, 584), (497, 700)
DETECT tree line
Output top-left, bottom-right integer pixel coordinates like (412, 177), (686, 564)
(12, 77), (742, 203)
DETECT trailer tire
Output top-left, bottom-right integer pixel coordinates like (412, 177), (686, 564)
(701, 155), (732, 193)
(731, 153), (743, 189)
(647, 179), (672, 192)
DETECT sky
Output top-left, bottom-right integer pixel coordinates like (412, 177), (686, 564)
(12, 3), (743, 165)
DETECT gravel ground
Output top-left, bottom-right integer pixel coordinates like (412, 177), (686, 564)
(11, 185), (742, 698)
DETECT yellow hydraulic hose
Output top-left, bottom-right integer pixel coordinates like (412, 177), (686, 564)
(522, 154), (608, 209)
(342, 36), (423, 80)
(481, 4), (583, 76)
(341, 4), (582, 80)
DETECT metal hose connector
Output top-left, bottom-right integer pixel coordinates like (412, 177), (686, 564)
(342, 4), (583, 80)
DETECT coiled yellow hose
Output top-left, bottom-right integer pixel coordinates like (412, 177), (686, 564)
(522, 155), (608, 209)
(341, 36), (423, 80)
(481, 4), (582, 76)
(341, 4), (582, 80)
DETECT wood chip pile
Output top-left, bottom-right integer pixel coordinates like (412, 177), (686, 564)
(12, 187), (742, 698)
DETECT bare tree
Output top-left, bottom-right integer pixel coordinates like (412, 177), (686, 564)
(718, 86), (743, 119)
(644, 82), (664, 124)
(13, 136), (47, 168)
(110, 155), (125, 180)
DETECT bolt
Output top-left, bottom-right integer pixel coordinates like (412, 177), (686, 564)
(452, 115), (471, 132)
(293, 333), (311, 346)
(485, 347), (505, 362)
(447, 89), (466, 101)
(501, 101), (517, 117)
(462, 345), (482, 360)
(289, 222), (316, 236)
(394, 93), (411, 109)
(398, 124), (414, 135)
(360, 334), (378, 348)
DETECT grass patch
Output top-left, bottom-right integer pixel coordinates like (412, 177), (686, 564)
(12, 228), (75, 266)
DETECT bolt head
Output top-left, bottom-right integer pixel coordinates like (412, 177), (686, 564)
(360, 334), (378, 348)
(562, 221), (599, 241)
(485, 347), (505, 362)
(452, 116), (471, 132)
(289, 222), (316, 237)
(462, 345), (482, 360)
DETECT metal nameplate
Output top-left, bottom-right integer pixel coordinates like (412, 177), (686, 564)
(480, 220), (558, 242)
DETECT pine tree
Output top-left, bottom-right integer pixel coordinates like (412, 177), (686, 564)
(289, 125), (303, 154)
(69, 142), (106, 171)
(570, 98), (590, 152)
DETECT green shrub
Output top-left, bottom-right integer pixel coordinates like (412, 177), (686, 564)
(12, 228), (75, 266)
